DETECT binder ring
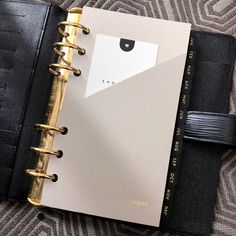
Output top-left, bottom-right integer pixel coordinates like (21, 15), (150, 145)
(26, 169), (58, 182)
(57, 21), (90, 37)
(52, 48), (70, 66)
(35, 124), (68, 135)
(69, 7), (83, 14)
(53, 42), (86, 56)
(49, 63), (81, 77)
(31, 147), (63, 158)
(53, 46), (66, 60)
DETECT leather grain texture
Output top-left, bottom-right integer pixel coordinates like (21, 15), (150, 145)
(184, 112), (236, 147)
(0, 0), (235, 236)
(0, 0), (50, 200)
(7, 2), (67, 201)
(0, 0), (66, 201)
(160, 31), (235, 236)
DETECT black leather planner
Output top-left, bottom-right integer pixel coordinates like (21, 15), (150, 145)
(0, 0), (66, 200)
(0, 1), (235, 235)
(160, 31), (236, 235)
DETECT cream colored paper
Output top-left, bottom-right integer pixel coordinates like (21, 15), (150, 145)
(41, 7), (191, 227)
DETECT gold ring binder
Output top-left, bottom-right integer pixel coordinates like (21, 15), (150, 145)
(26, 7), (90, 206)
(31, 147), (63, 158)
(52, 46), (66, 61)
(53, 42), (86, 55)
(26, 169), (58, 181)
(49, 63), (81, 77)
(35, 124), (68, 135)
(57, 21), (90, 38)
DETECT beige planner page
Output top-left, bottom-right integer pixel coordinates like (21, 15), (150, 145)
(41, 7), (191, 227)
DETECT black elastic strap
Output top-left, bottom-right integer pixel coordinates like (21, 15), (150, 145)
(184, 111), (236, 147)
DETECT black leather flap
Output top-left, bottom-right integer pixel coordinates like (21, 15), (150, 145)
(185, 111), (236, 147)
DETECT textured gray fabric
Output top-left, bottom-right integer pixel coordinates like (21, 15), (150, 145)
(0, 0), (236, 235)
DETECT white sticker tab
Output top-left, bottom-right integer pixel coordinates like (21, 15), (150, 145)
(85, 34), (158, 97)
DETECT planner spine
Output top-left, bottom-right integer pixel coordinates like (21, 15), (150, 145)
(25, 7), (90, 206)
